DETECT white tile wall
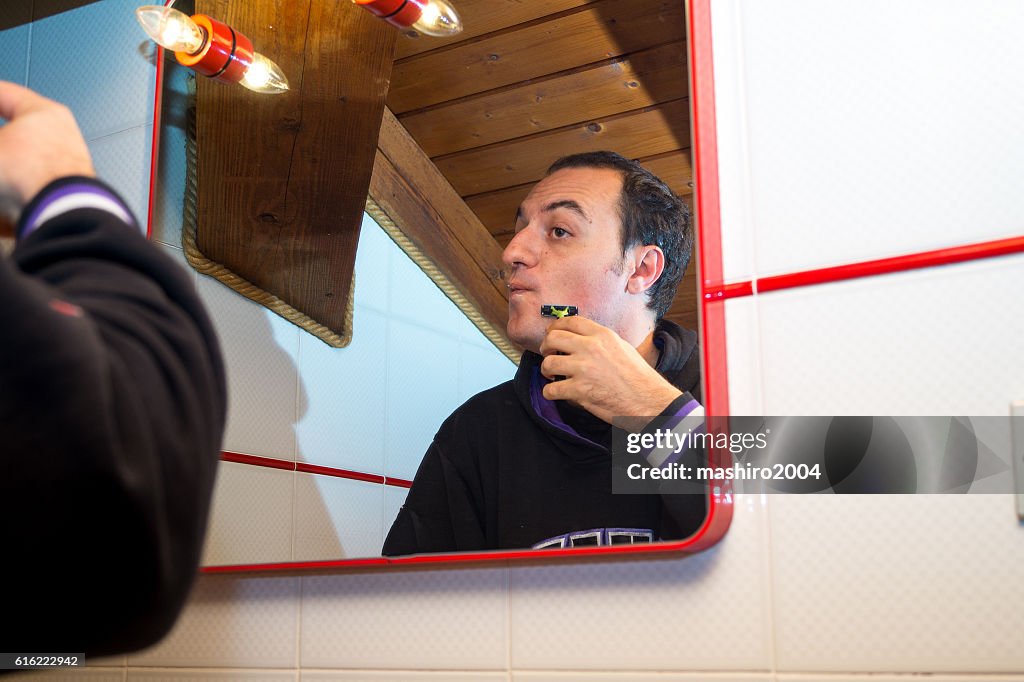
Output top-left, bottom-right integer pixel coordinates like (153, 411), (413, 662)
(0, 23), (30, 86)
(127, 575), (300, 668)
(723, 297), (763, 415)
(28, 0), (155, 140)
(754, 252), (1024, 416)
(300, 568), (509, 670)
(197, 275), (301, 460)
(516, 671), (770, 675)
(303, 673), (507, 682)
(294, 473), (386, 561)
(709, 0), (757, 284)
(508, 494), (771, 672)
(296, 304), (389, 475)
(200, 460), (295, 566)
(770, 495), (1024, 673)
(89, 124), (152, 233)
(732, 0), (1024, 276)
(384, 317), (462, 480)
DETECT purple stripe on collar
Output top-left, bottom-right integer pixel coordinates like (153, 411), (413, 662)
(20, 182), (133, 239)
(529, 365), (603, 447)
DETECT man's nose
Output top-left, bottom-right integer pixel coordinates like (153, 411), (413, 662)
(502, 227), (538, 270)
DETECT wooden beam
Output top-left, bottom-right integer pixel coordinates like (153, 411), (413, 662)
(387, 0), (685, 113)
(194, 0), (396, 343)
(371, 109), (518, 355)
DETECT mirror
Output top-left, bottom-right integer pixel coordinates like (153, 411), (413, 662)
(145, 0), (731, 572)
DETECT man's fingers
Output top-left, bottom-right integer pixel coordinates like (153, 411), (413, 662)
(539, 328), (581, 356)
(0, 81), (52, 121)
(539, 353), (571, 379)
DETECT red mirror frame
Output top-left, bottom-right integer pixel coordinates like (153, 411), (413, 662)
(145, 0), (734, 574)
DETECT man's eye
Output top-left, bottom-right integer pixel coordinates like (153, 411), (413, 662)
(551, 227), (569, 238)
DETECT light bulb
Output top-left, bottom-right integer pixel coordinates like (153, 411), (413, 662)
(411, 0), (462, 37)
(352, 0), (462, 37)
(138, 8), (290, 96)
(136, 5), (206, 54)
(240, 52), (290, 94)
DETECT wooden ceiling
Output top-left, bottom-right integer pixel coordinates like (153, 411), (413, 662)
(387, 0), (697, 332)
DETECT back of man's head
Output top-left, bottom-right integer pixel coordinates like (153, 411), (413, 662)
(545, 151), (692, 320)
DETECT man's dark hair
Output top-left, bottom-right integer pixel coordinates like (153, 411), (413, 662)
(546, 151), (692, 320)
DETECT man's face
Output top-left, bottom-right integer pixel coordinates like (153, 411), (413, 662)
(503, 166), (634, 352)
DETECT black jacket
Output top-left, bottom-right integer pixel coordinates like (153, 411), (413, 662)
(0, 177), (226, 655)
(383, 320), (705, 555)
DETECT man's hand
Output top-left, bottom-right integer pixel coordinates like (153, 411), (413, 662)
(539, 316), (683, 423)
(0, 81), (95, 228)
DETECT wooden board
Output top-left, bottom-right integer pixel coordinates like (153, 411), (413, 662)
(400, 40), (687, 157)
(194, 0), (396, 342)
(387, 0), (685, 113)
(372, 109), (515, 353)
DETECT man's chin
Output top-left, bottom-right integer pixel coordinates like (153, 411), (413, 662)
(506, 320), (543, 355)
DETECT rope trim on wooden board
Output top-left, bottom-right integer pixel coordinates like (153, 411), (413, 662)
(181, 105), (519, 361)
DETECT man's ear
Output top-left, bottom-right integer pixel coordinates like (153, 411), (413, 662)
(626, 245), (665, 295)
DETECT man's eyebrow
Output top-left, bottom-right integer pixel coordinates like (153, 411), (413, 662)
(544, 199), (590, 223)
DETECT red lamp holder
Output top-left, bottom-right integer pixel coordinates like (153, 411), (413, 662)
(175, 14), (254, 85)
(353, 0), (427, 30)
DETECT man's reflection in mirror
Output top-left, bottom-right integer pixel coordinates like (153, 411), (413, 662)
(383, 151), (704, 555)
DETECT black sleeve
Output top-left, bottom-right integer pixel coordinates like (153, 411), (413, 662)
(652, 392), (708, 541)
(382, 435), (488, 557)
(0, 178), (227, 656)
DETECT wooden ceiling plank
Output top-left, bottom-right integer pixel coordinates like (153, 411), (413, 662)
(401, 41), (687, 157)
(195, 0), (396, 338)
(436, 97), (690, 196)
(373, 109), (515, 349)
(395, 0), (601, 60)
(387, 0), (685, 114)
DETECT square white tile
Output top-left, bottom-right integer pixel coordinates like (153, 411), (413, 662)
(509, 493), (772, 671)
(300, 568), (508, 669)
(293, 472), (385, 561)
(735, 1), (1024, 276)
(196, 275), (300, 459)
(723, 297), (762, 415)
(201, 461), (294, 567)
(755, 252), (1024, 415)
(127, 574), (300, 668)
(29, 0), (156, 140)
(295, 305), (388, 475)
(770, 495), (1024, 673)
